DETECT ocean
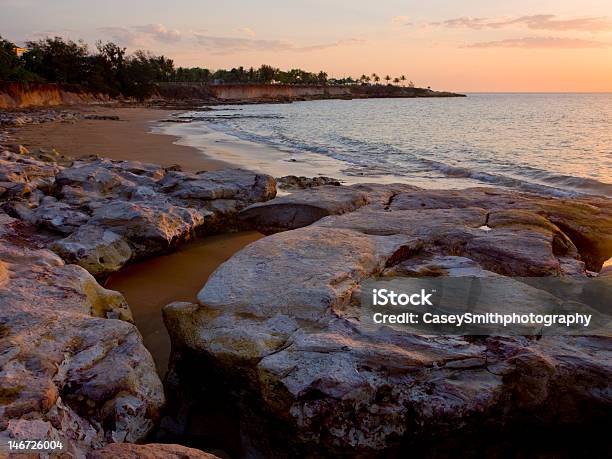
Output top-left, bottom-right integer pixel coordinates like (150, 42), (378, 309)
(169, 93), (612, 198)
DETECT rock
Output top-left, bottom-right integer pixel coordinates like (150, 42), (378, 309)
(2, 154), (277, 275)
(84, 115), (121, 121)
(0, 212), (164, 457)
(55, 161), (150, 200)
(90, 201), (207, 255)
(88, 443), (220, 459)
(239, 183), (417, 234)
(166, 168), (276, 203)
(0, 150), (61, 193)
(51, 225), (133, 277)
(31, 198), (90, 234)
(276, 175), (341, 190)
(387, 188), (612, 272)
(163, 185), (612, 456)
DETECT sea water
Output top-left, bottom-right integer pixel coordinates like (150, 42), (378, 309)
(170, 93), (612, 197)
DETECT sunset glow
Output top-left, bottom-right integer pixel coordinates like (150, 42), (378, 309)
(2, 0), (612, 92)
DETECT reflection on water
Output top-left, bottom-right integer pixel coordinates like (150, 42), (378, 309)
(105, 231), (262, 374)
(171, 94), (612, 197)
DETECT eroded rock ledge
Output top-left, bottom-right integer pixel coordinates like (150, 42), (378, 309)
(0, 212), (164, 457)
(0, 147), (276, 277)
(163, 183), (612, 456)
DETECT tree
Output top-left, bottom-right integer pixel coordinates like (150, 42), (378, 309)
(400, 75), (406, 86)
(393, 77), (400, 85)
(0, 35), (39, 81)
(373, 74), (380, 84)
(256, 64), (277, 83)
(23, 37), (89, 84)
(384, 75), (391, 85)
(317, 71), (327, 84)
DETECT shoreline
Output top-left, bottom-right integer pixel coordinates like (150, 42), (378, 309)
(12, 105), (232, 172)
(11, 107), (265, 375)
(1, 104), (610, 458)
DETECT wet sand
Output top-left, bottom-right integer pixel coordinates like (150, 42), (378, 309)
(106, 231), (263, 373)
(14, 106), (231, 172)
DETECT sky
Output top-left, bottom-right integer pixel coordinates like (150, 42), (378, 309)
(1, 0), (612, 92)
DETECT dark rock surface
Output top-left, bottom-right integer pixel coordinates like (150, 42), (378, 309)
(164, 183), (612, 457)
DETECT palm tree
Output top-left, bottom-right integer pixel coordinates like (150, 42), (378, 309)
(359, 74), (367, 85)
(365, 75), (371, 84)
(400, 75), (406, 86)
(373, 74), (380, 84)
(393, 77), (400, 85)
(384, 75), (391, 85)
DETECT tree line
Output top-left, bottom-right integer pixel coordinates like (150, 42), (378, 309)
(1, 35), (415, 100)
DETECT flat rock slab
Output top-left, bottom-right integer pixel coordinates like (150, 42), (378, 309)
(164, 185), (612, 456)
(239, 183), (418, 233)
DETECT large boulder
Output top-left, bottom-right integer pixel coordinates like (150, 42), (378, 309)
(90, 201), (207, 255)
(50, 224), (133, 277)
(0, 213), (164, 456)
(166, 168), (276, 203)
(162, 186), (611, 456)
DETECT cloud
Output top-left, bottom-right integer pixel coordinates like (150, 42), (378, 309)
(25, 29), (78, 42)
(133, 24), (181, 43)
(97, 23), (181, 47)
(235, 27), (256, 38)
(391, 15), (412, 26)
(98, 26), (137, 46)
(465, 36), (611, 49)
(193, 34), (364, 54)
(432, 15), (612, 32)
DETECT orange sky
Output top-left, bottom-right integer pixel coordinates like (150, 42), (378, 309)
(2, 0), (612, 92)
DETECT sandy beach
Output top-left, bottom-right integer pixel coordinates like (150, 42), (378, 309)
(14, 106), (232, 172)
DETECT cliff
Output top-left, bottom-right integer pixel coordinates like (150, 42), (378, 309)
(0, 81), (464, 110)
(154, 83), (465, 103)
(0, 82), (107, 109)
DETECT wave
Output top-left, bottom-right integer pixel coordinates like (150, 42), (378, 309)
(190, 109), (611, 199)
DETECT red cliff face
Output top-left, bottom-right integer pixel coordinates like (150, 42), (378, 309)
(0, 82), (107, 109)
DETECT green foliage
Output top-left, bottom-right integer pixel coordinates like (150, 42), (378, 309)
(23, 37), (89, 84)
(0, 35), (40, 81)
(4, 36), (175, 100)
(170, 64), (330, 85)
(1, 34), (418, 99)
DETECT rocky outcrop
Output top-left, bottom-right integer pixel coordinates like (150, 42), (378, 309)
(153, 83), (465, 106)
(0, 212), (164, 457)
(241, 185), (611, 272)
(163, 183), (611, 456)
(239, 183), (417, 234)
(276, 175), (341, 190)
(88, 443), (220, 459)
(0, 149), (276, 276)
